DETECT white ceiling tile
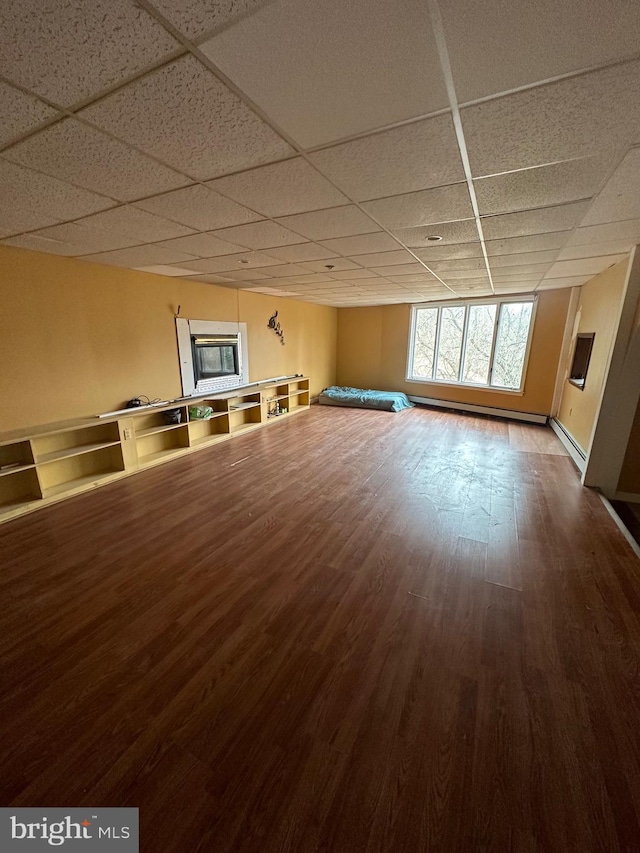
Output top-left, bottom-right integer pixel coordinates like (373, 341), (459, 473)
(135, 264), (203, 277)
(4, 118), (189, 202)
(300, 258), (362, 273)
(461, 62), (640, 176)
(208, 158), (349, 217)
(263, 243), (338, 263)
(345, 250), (416, 268)
(0, 206), (62, 239)
(214, 268), (272, 281)
(335, 278), (392, 287)
(153, 232), (246, 257)
(317, 269), (375, 280)
(201, 0), (448, 148)
(0, 0), (179, 106)
(248, 286), (297, 297)
(247, 263), (313, 277)
(488, 250), (559, 267)
(485, 232), (570, 255)
(81, 55), (293, 180)
(565, 220), (640, 247)
(386, 273), (439, 283)
(581, 149), (640, 225)
(0, 81), (59, 146)
(393, 219), (479, 247)
(440, 0), (640, 102)
(370, 262), (427, 277)
(545, 255), (628, 279)
(0, 233), (89, 256)
(310, 115), (463, 201)
(147, 0), (271, 39)
(14, 221), (141, 253)
(481, 201), (590, 240)
(536, 277), (592, 289)
(211, 220), (304, 249)
(362, 183), (473, 230)
(474, 158), (602, 216)
(413, 242), (483, 262)
(0, 158), (114, 220)
(79, 244), (200, 267)
(134, 184), (261, 231)
(275, 205), (380, 240)
(492, 274), (543, 283)
(426, 258), (486, 272)
(174, 252), (281, 273)
(275, 274), (335, 284)
(76, 205), (194, 242)
(320, 232), (399, 256)
(180, 273), (236, 284)
(487, 263), (551, 276)
(422, 269), (490, 281)
(556, 240), (636, 261)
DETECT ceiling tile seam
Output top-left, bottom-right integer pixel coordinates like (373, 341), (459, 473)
(456, 53), (640, 112)
(427, 0), (494, 295)
(187, 0), (282, 46)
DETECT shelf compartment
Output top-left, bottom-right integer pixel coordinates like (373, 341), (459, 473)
(133, 408), (187, 435)
(37, 445), (125, 494)
(0, 439), (35, 473)
(228, 404), (262, 432)
(32, 423), (121, 462)
(136, 425), (190, 466)
(188, 415), (229, 445)
(135, 424), (186, 439)
(228, 401), (261, 411)
(0, 468), (42, 510)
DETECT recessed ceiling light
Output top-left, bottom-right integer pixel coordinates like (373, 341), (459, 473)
(426, 235), (442, 242)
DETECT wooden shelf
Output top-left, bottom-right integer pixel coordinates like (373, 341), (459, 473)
(135, 424), (186, 438)
(42, 469), (122, 499)
(36, 440), (121, 465)
(138, 447), (187, 467)
(0, 462), (36, 478)
(229, 401), (261, 411)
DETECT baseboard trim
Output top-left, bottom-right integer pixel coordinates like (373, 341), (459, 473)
(615, 491), (640, 504)
(599, 493), (640, 561)
(550, 418), (586, 473)
(408, 395), (547, 424)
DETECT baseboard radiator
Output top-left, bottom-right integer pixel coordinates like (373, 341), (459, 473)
(408, 395), (547, 425)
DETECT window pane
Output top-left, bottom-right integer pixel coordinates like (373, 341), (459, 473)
(412, 307), (438, 378)
(462, 304), (497, 384)
(436, 306), (465, 381)
(491, 302), (533, 389)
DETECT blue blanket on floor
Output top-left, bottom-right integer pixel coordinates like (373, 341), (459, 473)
(319, 386), (414, 413)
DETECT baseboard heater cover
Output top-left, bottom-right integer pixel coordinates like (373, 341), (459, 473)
(408, 395), (547, 425)
(549, 418), (586, 473)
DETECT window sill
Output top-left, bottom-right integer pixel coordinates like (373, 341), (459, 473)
(406, 376), (525, 396)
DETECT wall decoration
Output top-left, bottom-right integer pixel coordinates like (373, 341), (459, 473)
(267, 310), (285, 345)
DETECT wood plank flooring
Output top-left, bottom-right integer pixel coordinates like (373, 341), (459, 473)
(1, 404), (640, 852)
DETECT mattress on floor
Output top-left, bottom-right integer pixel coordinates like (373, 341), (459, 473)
(319, 386), (413, 413)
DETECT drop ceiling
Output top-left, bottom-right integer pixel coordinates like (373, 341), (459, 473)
(1, 0), (640, 307)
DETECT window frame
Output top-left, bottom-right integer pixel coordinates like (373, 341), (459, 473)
(406, 295), (538, 394)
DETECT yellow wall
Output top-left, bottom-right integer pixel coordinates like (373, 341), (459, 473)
(0, 245), (337, 433)
(336, 288), (571, 415)
(618, 393), (640, 494)
(557, 260), (628, 453)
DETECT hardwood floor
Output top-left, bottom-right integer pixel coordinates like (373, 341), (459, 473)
(1, 404), (640, 852)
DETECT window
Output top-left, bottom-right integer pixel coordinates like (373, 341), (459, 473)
(407, 297), (536, 391)
(568, 333), (595, 390)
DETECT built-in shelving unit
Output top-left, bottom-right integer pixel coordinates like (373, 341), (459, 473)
(0, 376), (310, 524)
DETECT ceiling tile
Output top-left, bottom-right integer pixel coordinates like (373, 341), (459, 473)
(79, 244), (201, 267)
(386, 273), (439, 283)
(461, 61), (640, 176)
(214, 268), (272, 281)
(15, 221), (142, 253)
(344, 250), (416, 268)
(81, 55), (293, 180)
(275, 205), (380, 240)
(76, 206), (194, 242)
(485, 232), (570, 255)
(181, 274), (234, 284)
(0, 158), (114, 220)
(492, 274), (543, 283)
(556, 241), (635, 261)
(201, 0), (448, 147)
(208, 158), (349, 217)
(262, 243), (338, 263)
(211, 220), (304, 249)
(335, 278), (391, 287)
(474, 158), (603, 216)
(565, 220), (640, 247)
(393, 219), (479, 247)
(488, 250), (559, 267)
(317, 268), (374, 280)
(4, 118), (189, 202)
(426, 258), (486, 272)
(310, 114), (464, 201)
(0, 233), (89, 256)
(581, 148), (640, 225)
(414, 242), (483, 262)
(147, 0), (271, 39)
(440, 0), (640, 102)
(0, 0), (179, 106)
(320, 232), (399, 256)
(153, 232), (246, 257)
(487, 263), (551, 277)
(134, 184), (261, 231)
(136, 264), (203, 277)
(300, 258), (362, 273)
(537, 277), (593, 289)
(481, 201), (590, 240)
(0, 81), (59, 147)
(362, 183), (473, 229)
(544, 255), (628, 279)
(370, 262), (426, 277)
(276, 274), (336, 284)
(247, 263), (313, 277)
(174, 251), (281, 273)
(0, 206), (62, 239)
(433, 269), (492, 281)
